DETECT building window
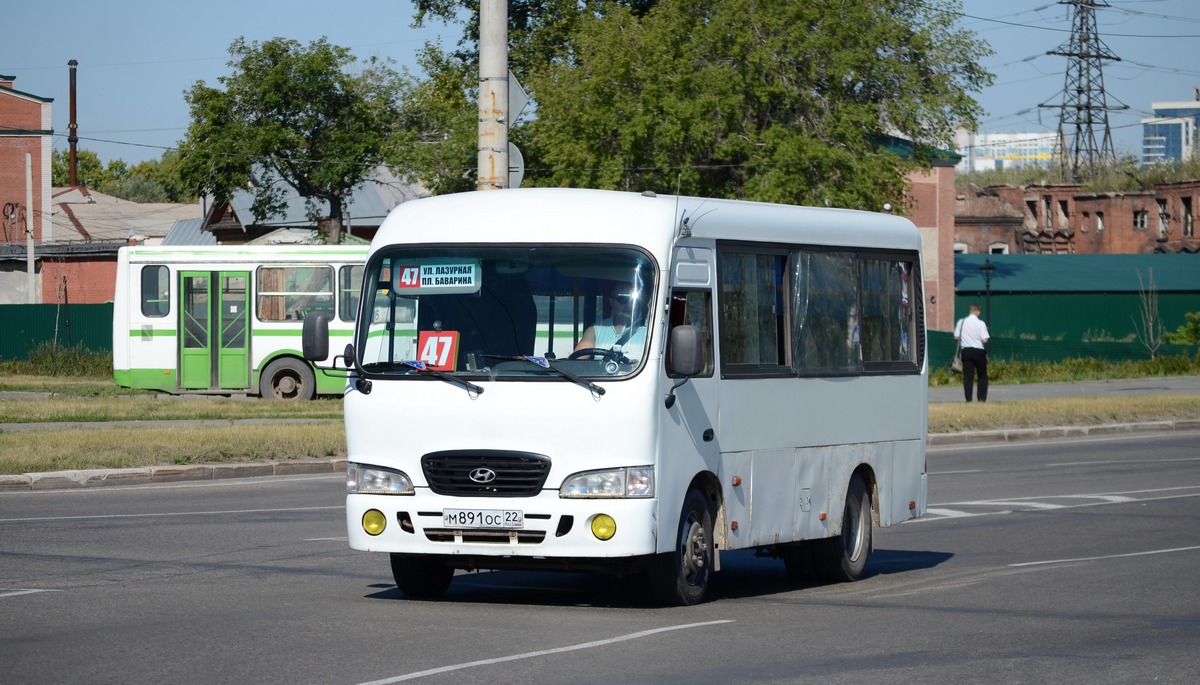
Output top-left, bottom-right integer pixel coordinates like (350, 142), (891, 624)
(1043, 196), (1053, 229)
(1158, 199), (1169, 238)
(953, 243), (969, 254)
(1183, 197), (1194, 238)
(1134, 210), (1149, 230)
(1096, 211), (1104, 232)
(988, 243), (1010, 255)
(1058, 200), (1069, 228)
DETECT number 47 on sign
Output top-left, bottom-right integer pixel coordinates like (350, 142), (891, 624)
(417, 331), (460, 371)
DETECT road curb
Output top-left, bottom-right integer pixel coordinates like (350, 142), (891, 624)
(926, 419), (1195, 446)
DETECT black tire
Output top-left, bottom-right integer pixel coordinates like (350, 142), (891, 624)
(649, 489), (714, 606)
(815, 475), (872, 583)
(259, 357), (316, 400)
(390, 554), (454, 599)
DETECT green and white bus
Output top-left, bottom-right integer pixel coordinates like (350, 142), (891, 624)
(113, 245), (367, 399)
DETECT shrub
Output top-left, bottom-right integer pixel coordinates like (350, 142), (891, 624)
(1, 342), (111, 376)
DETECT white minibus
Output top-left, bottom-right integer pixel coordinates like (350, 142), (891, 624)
(305, 188), (927, 605)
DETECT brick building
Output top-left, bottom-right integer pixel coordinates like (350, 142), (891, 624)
(0, 74), (54, 303)
(956, 182), (1200, 255)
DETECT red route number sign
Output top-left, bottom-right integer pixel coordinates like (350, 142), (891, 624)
(417, 331), (460, 370)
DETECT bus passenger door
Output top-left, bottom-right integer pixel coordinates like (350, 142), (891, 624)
(216, 272), (249, 389)
(179, 271), (250, 390)
(662, 248), (721, 539)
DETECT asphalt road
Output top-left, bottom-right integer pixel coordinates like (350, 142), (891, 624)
(2, 431), (1199, 684)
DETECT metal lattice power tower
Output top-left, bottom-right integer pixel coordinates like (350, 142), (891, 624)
(1040, 0), (1128, 178)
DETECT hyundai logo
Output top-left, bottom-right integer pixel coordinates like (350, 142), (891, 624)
(469, 468), (498, 484)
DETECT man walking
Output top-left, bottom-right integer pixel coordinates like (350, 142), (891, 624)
(954, 303), (990, 402)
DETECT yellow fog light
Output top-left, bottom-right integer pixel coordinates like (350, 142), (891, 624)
(362, 509), (387, 536)
(590, 514), (617, 541)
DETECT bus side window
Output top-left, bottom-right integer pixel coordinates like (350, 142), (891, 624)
(667, 290), (714, 377)
(140, 265), (170, 317)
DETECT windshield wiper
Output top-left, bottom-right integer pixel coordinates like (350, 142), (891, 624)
(401, 361), (484, 395)
(481, 355), (606, 396)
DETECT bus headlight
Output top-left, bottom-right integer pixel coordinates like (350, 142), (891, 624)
(560, 466), (654, 498)
(347, 463), (414, 495)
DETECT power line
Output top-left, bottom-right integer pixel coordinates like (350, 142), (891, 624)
(1039, 1), (1128, 178)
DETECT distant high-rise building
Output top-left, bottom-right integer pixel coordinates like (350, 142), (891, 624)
(954, 130), (1058, 173)
(1141, 89), (1200, 165)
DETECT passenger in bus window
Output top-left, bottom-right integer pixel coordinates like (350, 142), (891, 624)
(574, 288), (648, 362)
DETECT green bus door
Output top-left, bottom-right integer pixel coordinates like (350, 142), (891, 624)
(179, 271), (250, 391)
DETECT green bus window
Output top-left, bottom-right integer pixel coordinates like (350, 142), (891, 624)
(140, 265), (170, 317)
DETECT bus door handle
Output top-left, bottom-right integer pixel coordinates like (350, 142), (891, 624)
(703, 429), (714, 442)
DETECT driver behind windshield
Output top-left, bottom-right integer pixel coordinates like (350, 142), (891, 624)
(573, 287), (648, 363)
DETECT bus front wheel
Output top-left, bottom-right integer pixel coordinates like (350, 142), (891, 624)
(649, 489), (714, 606)
(815, 474), (872, 583)
(390, 554), (454, 599)
(259, 357), (315, 400)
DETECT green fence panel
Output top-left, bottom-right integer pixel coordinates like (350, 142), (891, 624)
(0, 304), (113, 361)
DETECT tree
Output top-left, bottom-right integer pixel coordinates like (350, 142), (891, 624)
(177, 37), (403, 244)
(51, 148), (115, 188)
(408, 0), (992, 208)
(1133, 268), (1166, 360)
(1165, 311), (1200, 346)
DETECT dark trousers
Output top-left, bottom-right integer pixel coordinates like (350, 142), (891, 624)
(961, 346), (988, 402)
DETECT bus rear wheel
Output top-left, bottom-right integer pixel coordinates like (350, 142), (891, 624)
(649, 489), (714, 606)
(259, 357), (315, 400)
(815, 474), (872, 583)
(390, 554), (454, 599)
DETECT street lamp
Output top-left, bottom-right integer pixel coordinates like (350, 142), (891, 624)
(979, 258), (996, 325)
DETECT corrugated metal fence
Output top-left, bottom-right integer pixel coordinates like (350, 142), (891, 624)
(0, 303), (1193, 366)
(0, 304), (113, 361)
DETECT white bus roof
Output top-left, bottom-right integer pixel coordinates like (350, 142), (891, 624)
(121, 244), (369, 263)
(371, 188), (921, 255)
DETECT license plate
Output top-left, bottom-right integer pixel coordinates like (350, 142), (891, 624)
(442, 508), (524, 529)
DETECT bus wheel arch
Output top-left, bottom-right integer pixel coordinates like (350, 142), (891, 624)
(815, 467), (875, 583)
(649, 473), (720, 606)
(259, 356), (316, 400)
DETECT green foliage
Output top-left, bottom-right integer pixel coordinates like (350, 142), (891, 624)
(1165, 311), (1200, 345)
(177, 37), (404, 244)
(51, 148), (118, 188)
(0, 342), (110, 377)
(51, 148), (195, 203)
(956, 155), (1200, 192)
(408, 0), (992, 206)
(931, 354), (1200, 387)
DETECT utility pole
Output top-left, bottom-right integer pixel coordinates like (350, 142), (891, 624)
(1039, 0), (1127, 180)
(26, 153), (35, 304)
(477, 0), (509, 190)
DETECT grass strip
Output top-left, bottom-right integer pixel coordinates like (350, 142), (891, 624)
(0, 397), (343, 423)
(0, 423), (346, 474)
(928, 395), (1200, 433)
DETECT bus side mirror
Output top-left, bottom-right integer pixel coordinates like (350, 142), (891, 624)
(302, 313), (329, 361)
(668, 324), (703, 377)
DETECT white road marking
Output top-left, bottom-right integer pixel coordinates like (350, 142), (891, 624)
(0, 589), (61, 599)
(915, 486), (1200, 522)
(0, 505), (341, 524)
(1010, 545), (1200, 568)
(355, 620), (735, 685)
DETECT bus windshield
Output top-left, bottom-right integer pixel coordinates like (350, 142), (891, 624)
(357, 246), (656, 381)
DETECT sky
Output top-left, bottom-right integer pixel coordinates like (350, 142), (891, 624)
(4, 0), (1199, 167)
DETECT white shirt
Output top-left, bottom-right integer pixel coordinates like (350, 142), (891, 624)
(954, 313), (990, 350)
(590, 319), (647, 360)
